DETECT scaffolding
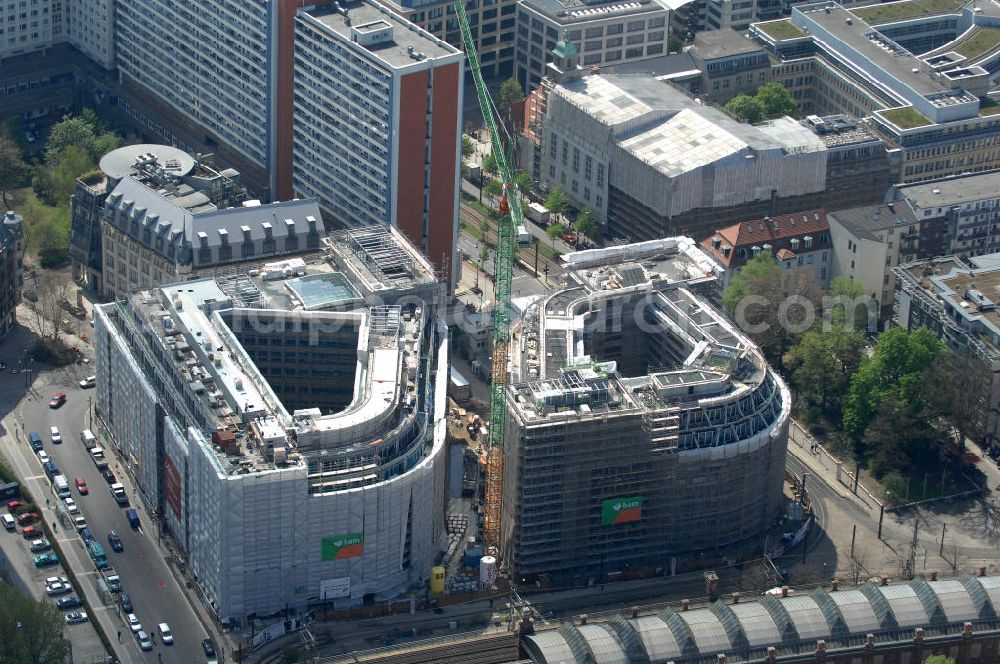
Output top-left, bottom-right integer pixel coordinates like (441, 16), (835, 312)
(215, 273), (268, 309)
(346, 227), (414, 283)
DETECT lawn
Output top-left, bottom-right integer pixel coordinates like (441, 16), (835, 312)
(952, 27), (1000, 60)
(853, 0), (964, 24)
(880, 106), (933, 129)
(980, 98), (1000, 116)
(757, 20), (807, 41)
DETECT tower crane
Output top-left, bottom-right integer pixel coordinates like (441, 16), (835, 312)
(454, 0), (525, 556)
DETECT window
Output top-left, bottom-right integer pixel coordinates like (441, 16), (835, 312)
(626, 33), (644, 45)
(647, 44), (663, 55)
(627, 19), (645, 31)
(625, 47), (643, 58)
(606, 37), (622, 47)
(583, 54), (601, 65)
(549, 135), (558, 159)
(596, 163), (604, 187)
(585, 26), (603, 38)
(571, 179), (578, 193)
(596, 194), (603, 208)
(585, 40), (601, 52)
(572, 147), (580, 172)
(649, 17), (665, 28)
(585, 155), (593, 180)
(584, 187), (590, 200)
(607, 24), (623, 35)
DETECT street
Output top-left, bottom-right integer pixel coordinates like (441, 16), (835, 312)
(0, 337), (213, 664)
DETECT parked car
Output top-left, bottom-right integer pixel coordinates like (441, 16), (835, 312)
(1, 514), (15, 531)
(36, 451), (50, 465)
(126, 508), (139, 530)
(55, 596), (82, 611)
(49, 426), (61, 444)
(158, 623), (173, 645)
(6, 500), (23, 513)
(127, 613), (142, 633)
(33, 552), (59, 568)
(28, 431), (43, 451)
(63, 497), (79, 515)
(45, 578), (71, 596)
(73, 516), (87, 532)
(21, 525), (41, 539)
(17, 512), (39, 526)
(29, 538), (51, 552)
(107, 531), (123, 552)
(48, 393), (67, 409)
(137, 631), (152, 651)
(75, 478), (88, 495)
(202, 639), (217, 657)
(101, 467), (116, 485)
(79, 375), (96, 389)
(65, 611), (88, 625)
(120, 593), (133, 613)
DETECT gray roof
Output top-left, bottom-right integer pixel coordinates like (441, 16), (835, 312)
(896, 170), (1000, 209)
(104, 176), (323, 265)
(602, 52), (700, 78)
(99, 144), (195, 181)
(523, 574), (1000, 663)
(305, 0), (458, 70)
(827, 203), (919, 242)
(520, 0), (666, 23)
(692, 29), (767, 60)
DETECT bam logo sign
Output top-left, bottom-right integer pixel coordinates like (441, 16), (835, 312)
(321, 533), (364, 560)
(601, 496), (642, 525)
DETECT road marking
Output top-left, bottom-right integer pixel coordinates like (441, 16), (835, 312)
(25, 475), (46, 481)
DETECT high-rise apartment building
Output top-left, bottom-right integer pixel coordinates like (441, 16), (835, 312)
(0, 211), (24, 343)
(67, 0), (113, 68)
(0, 0), (114, 68)
(114, 0), (301, 199)
(293, 1), (464, 284)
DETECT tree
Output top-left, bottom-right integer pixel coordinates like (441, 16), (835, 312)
(462, 135), (476, 159)
(498, 77), (525, 133)
(575, 207), (600, 241)
(0, 581), (70, 663)
(785, 325), (865, 418)
(756, 82), (798, 118)
(926, 348), (990, 450)
(848, 542), (870, 585)
(514, 170), (533, 195)
(546, 222), (565, 249)
(866, 395), (941, 479)
(667, 35), (684, 54)
(724, 95), (765, 124)
(923, 655), (955, 664)
(545, 187), (568, 216)
(842, 327), (945, 454)
(482, 153), (498, 176)
(0, 129), (29, 207)
(49, 145), (92, 206)
(44, 111), (119, 165)
(483, 179), (503, 207)
(23, 269), (74, 344)
(828, 276), (872, 331)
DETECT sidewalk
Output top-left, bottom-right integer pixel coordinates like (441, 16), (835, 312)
(787, 421), (882, 516)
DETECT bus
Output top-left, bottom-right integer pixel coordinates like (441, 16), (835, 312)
(87, 540), (108, 569)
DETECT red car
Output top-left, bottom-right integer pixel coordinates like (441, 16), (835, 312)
(21, 526), (40, 539)
(6, 500), (23, 513)
(48, 393), (67, 409)
(75, 478), (88, 495)
(17, 512), (39, 526)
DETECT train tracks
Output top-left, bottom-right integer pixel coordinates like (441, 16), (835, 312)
(459, 202), (563, 279)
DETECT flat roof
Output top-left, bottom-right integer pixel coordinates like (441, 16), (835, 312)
(897, 170), (1000, 208)
(520, 0), (665, 21)
(307, 0), (457, 69)
(286, 273), (361, 310)
(99, 144), (195, 180)
(692, 28), (767, 59)
(850, 0), (967, 24)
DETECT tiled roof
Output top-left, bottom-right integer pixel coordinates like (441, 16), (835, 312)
(700, 209), (830, 269)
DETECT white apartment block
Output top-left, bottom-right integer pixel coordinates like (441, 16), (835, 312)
(67, 0), (113, 68)
(0, 0), (62, 60)
(115, 0), (278, 188)
(516, 0), (670, 90)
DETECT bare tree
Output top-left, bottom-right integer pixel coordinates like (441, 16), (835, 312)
(849, 542), (870, 585)
(739, 563), (774, 596)
(926, 348), (990, 450)
(23, 270), (74, 344)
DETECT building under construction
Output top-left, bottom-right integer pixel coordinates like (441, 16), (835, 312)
(501, 238), (791, 582)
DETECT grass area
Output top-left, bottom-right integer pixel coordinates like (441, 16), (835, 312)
(953, 27), (1000, 60)
(980, 97), (1000, 116)
(757, 19), (806, 40)
(879, 106), (933, 129)
(852, 0), (964, 24)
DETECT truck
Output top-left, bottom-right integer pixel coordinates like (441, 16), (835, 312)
(53, 475), (70, 499)
(465, 161), (482, 183)
(101, 566), (121, 593)
(80, 429), (96, 449)
(109, 483), (128, 506)
(526, 202), (550, 226)
(516, 225), (532, 244)
(87, 540), (108, 569)
(90, 447), (108, 470)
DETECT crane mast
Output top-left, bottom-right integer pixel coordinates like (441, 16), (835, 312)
(454, 0), (525, 556)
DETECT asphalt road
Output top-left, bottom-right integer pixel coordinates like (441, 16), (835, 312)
(18, 376), (211, 664)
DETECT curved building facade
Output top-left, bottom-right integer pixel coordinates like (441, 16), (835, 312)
(94, 227), (448, 621)
(502, 238), (790, 581)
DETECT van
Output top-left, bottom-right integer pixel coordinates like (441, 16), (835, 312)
(28, 432), (43, 451)
(1, 514), (15, 531)
(80, 430), (96, 448)
(43, 461), (59, 480)
(125, 508), (140, 530)
(53, 475), (70, 499)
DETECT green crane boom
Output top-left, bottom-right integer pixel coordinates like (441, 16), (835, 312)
(454, 0), (524, 555)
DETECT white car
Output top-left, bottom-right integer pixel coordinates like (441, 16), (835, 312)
(50, 426), (61, 443)
(63, 497), (79, 515)
(37, 450), (50, 464)
(79, 376), (96, 389)
(45, 577), (71, 596)
(29, 538), (51, 553)
(127, 613), (142, 633)
(158, 622), (173, 645)
(65, 611), (88, 625)
(137, 630), (152, 651)
(72, 516), (87, 532)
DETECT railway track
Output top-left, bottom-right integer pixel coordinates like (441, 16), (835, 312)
(460, 201), (563, 279)
(323, 630), (519, 664)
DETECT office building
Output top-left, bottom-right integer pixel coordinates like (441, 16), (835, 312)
(93, 225), (449, 620)
(501, 238), (790, 581)
(293, 0), (464, 284)
(751, 1), (1000, 184)
(539, 72), (829, 240)
(523, 572), (1000, 663)
(701, 210), (832, 290)
(515, 0), (670, 90)
(114, 0), (300, 199)
(894, 253), (1000, 447)
(0, 211), (24, 343)
(76, 144), (323, 300)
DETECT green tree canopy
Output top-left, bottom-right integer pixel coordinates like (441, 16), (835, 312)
(842, 327), (945, 451)
(546, 223), (565, 246)
(723, 95), (765, 124)
(44, 111), (119, 165)
(514, 170), (533, 195)
(49, 145), (92, 205)
(462, 135), (476, 159)
(923, 656), (955, 664)
(499, 77), (525, 122)
(756, 82), (798, 118)
(667, 35), (684, 53)
(829, 276), (872, 331)
(0, 581), (70, 663)
(785, 325), (865, 418)
(544, 187), (568, 215)
(483, 178), (503, 205)
(482, 153), (498, 176)
(0, 128), (29, 207)
(575, 208), (600, 241)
